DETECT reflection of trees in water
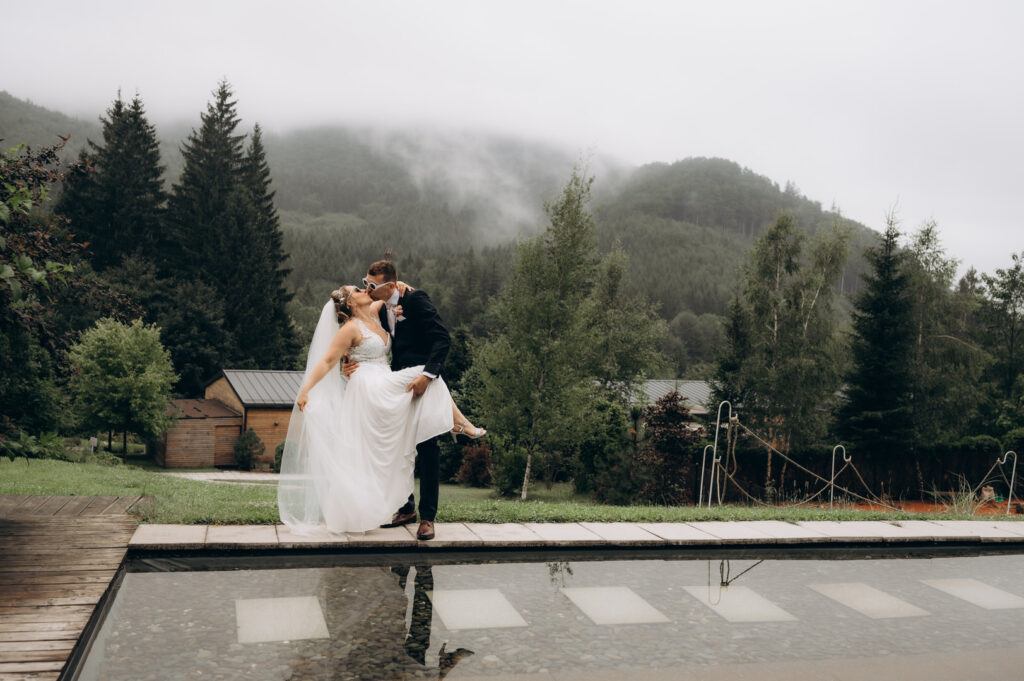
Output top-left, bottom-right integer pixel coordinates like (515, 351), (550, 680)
(304, 565), (471, 681)
(547, 561), (574, 588)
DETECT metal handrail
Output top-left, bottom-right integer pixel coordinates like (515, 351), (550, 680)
(830, 445), (851, 509)
(996, 451), (1018, 516)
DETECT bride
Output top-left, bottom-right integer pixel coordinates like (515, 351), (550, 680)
(278, 285), (482, 534)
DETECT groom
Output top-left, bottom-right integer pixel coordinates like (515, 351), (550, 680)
(348, 259), (450, 541)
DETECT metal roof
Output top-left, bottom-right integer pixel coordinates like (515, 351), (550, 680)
(635, 379), (711, 415)
(169, 398), (241, 419)
(219, 370), (304, 408)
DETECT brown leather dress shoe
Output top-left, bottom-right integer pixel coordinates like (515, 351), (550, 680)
(381, 510), (417, 528)
(416, 520), (435, 540)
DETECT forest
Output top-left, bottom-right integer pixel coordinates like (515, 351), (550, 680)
(2, 86), (1022, 503)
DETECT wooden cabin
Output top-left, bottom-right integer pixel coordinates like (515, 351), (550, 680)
(204, 370), (304, 466)
(155, 398), (243, 468)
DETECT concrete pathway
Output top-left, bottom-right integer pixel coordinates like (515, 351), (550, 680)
(129, 518), (1024, 550)
(160, 471), (280, 482)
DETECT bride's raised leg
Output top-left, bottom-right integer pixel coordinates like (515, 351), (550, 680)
(450, 399), (486, 440)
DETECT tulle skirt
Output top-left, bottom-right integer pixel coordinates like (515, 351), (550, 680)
(279, 363), (453, 534)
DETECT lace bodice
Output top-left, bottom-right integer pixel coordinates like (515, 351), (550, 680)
(348, 319), (391, 365)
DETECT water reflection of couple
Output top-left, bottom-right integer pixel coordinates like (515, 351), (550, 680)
(278, 259), (485, 540)
(322, 564), (472, 680)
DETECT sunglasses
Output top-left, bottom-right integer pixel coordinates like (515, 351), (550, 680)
(360, 278), (393, 292)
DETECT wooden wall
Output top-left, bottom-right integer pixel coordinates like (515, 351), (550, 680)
(247, 408), (291, 464)
(205, 378), (243, 413)
(161, 416), (242, 468)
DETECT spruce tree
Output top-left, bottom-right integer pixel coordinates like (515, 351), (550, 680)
(836, 217), (915, 462)
(57, 93), (166, 271)
(165, 82), (297, 375)
(165, 81), (247, 281)
(241, 124), (298, 367)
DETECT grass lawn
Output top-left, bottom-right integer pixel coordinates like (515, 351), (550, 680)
(0, 458), (1002, 525)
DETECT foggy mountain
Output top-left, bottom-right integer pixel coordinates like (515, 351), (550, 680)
(2, 91), (880, 372)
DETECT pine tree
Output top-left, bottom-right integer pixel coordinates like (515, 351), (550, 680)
(57, 93), (166, 271)
(836, 216), (915, 462)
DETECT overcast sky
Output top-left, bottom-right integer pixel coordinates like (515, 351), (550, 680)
(4, 0), (1022, 276)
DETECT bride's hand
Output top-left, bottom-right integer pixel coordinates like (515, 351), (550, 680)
(297, 392), (309, 411)
(396, 281), (415, 296)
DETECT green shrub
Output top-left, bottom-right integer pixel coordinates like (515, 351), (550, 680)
(574, 399), (631, 494)
(0, 431), (64, 463)
(489, 436), (528, 497)
(233, 429), (265, 470)
(1003, 428), (1024, 456)
(455, 442), (491, 487)
(273, 441), (285, 473)
(437, 437), (465, 482)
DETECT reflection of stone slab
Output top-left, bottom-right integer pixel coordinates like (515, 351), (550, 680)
(430, 589), (528, 630)
(577, 522), (661, 542)
(809, 582), (929, 618)
(129, 524), (207, 548)
(684, 585), (796, 622)
(561, 586), (670, 625)
(923, 578), (1024, 609)
(206, 525), (278, 546)
(235, 596), (329, 643)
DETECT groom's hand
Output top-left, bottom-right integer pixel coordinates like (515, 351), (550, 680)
(406, 374), (430, 397)
(341, 355), (359, 378)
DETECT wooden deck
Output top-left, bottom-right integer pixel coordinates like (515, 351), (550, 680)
(0, 497), (139, 680)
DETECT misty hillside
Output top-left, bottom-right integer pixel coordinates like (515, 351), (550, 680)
(1, 91), (880, 374)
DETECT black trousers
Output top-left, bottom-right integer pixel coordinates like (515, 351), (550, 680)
(399, 436), (440, 521)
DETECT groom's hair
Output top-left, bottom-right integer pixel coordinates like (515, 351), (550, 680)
(367, 260), (397, 282)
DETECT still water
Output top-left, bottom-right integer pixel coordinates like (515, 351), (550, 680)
(78, 551), (1024, 680)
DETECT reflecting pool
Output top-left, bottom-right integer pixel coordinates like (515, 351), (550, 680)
(77, 552), (1024, 680)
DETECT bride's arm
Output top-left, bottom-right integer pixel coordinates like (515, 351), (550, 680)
(370, 300), (384, 315)
(297, 324), (358, 410)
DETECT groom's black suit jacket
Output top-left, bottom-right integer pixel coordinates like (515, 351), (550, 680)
(378, 289), (450, 377)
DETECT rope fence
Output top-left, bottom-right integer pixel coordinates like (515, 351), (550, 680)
(697, 402), (1019, 515)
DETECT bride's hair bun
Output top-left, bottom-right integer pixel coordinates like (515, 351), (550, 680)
(331, 287), (352, 324)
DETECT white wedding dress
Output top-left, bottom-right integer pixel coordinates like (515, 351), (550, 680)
(278, 302), (454, 534)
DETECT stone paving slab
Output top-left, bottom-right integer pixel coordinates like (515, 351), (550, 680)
(206, 525), (279, 547)
(636, 522), (720, 543)
(523, 522), (604, 544)
(685, 521), (777, 543)
(988, 520), (1024, 537)
(127, 520), (1024, 550)
(891, 520), (983, 541)
(463, 523), (545, 545)
(801, 520), (924, 542)
(128, 524), (207, 548)
(404, 522), (485, 547)
(344, 525), (419, 546)
(275, 524), (349, 547)
(577, 522), (662, 543)
(930, 520), (1024, 542)
(743, 520), (830, 541)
